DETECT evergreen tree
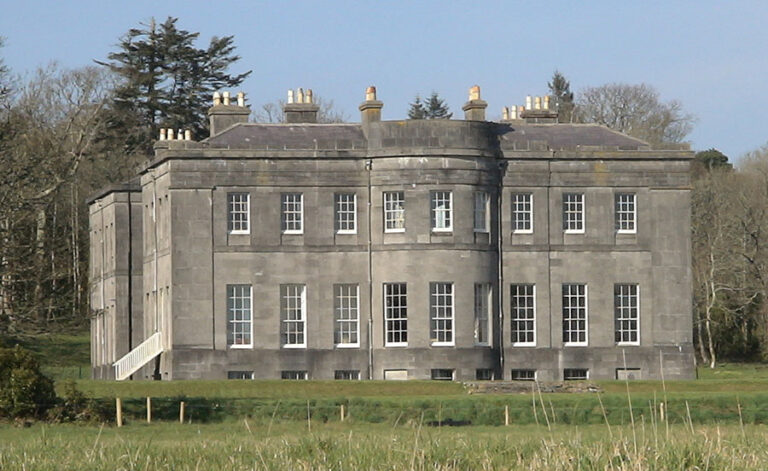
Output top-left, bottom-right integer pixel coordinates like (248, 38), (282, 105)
(548, 70), (575, 123)
(407, 95), (426, 119)
(424, 92), (452, 119)
(407, 92), (452, 120)
(99, 17), (251, 153)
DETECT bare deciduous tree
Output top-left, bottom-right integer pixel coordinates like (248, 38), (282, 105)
(576, 83), (694, 146)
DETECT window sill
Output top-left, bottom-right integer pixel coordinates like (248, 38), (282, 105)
(512, 230), (533, 235)
(384, 228), (405, 233)
(564, 342), (588, 347)
(385, 342), (408, 347)
(617, 342), (640, 346)
(510, 343), (536, 347)
(336, 230), (357, 235)
(282, 344), (307, 349)
(228, 344), (253, 349)
(564, 229), (585, 235)
(228, 230), (250, 235)
(335, 343), (360, 349)
(431, 228), (453, 234)
(282, 230), (304, 235)
(431, 342), (455, 347)
(616, 230), (637, 235)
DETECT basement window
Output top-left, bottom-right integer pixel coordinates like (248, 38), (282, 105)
(227, 371), (254, 380)
(616, 368), (642, 380)
(510, 369), (536, 381)
(334, 370), (361, 380)
(281, 370), (308, 380)
(431, 369), (455, 381)
(563, 368), (589, 381)
(475, 369), (494, 380)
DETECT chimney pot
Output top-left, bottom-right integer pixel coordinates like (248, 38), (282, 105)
(177, 129), (183, 140)
(287, 89), (294, 104)
(213, 91), (221, 106)
(168, 128), (175, 140)
(365, 86), (377, 101)
(502, 107), (509, 121)
(525, 96), (532, 110)
(184, 129), (191, 141)
(222, 91), (230, 106)
(469, 85), (481, 101)
(297, 88), (304, 104)
(511, 105), (518, 120)
(543, 95), (550, 110)
(159, 128), (167, 140)
(237, 91), (245, 107)
(534, 96), (542, 110)
(305, 89), (313, 104)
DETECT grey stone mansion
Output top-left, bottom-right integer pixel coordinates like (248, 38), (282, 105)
(88, 86), (695, 381)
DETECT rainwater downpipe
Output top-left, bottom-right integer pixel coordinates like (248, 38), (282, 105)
(366, 159), (374, 380)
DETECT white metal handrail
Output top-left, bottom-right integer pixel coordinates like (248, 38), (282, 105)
(113, 332), (163, 380)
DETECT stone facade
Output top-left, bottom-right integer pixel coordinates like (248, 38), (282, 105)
(88, 87), (695, 381)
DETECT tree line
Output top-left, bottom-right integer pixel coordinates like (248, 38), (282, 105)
(0, 19), (765, 367)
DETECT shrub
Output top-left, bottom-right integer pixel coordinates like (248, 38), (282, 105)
(0, 345), (56, 419)
(47, 380), (110, 423)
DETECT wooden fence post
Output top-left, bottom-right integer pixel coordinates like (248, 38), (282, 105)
(116, 398), (123, 427)
(180, 401), (186, 424)
(146, 397), (152, 424)
(340, 404), (345, 422)
(659, 402), (665, 423)
(504, 405), (510, 426)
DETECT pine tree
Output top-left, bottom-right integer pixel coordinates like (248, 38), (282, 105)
(407, 95), (426, 119)
(548, 70), (575, 123)
(424, 92), (452, 119)
(99, 17), (251, 153)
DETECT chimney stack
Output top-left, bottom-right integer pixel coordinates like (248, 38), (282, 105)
(359, 86), (384, 125)
(462, 84), (487, 121)
(207, 90), (250, 136)
(519, 95), (558, 123)
(283, 88), (320, 123)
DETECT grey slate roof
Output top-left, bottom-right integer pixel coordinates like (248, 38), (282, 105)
(499, 123), (649, 150)
(206, 123), (366, 150)
(205, 121), (649, 152)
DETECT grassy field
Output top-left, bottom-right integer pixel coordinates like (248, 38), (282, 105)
(1, 421), (767, 470)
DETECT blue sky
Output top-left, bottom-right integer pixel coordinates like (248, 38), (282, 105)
(2, 0), (766, 160)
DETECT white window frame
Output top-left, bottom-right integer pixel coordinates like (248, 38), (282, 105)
(430, 282), (455, 346)
(563, 193), (585, 234)
(615, 193), (637, 234)
(510, 369), (537, 381)
(335, 193), (357, 234)
(334, 370), (361, 380)
(474, 283), (492, 346)
(227, 284), (252, 348)
(334, 284), (360, 348)
(227, 193), (250, 234)
(384, 283), (407, 346)
(281, 193), (303, 234)
(562, 283), (588, 346)
(564, 368), (589, 380)
(510, 284), (536, 346)
(281, 370), (308, 380)
(511, 193), (533, 234)
(431, 191), (453, 232)
(383, 191), (405, 233)
(615, 284), (640, 345)
(474, 191), (491, 233)
(281, 284), (306, 348)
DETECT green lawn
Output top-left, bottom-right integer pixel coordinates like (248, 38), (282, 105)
(1, 422), (767, 470)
